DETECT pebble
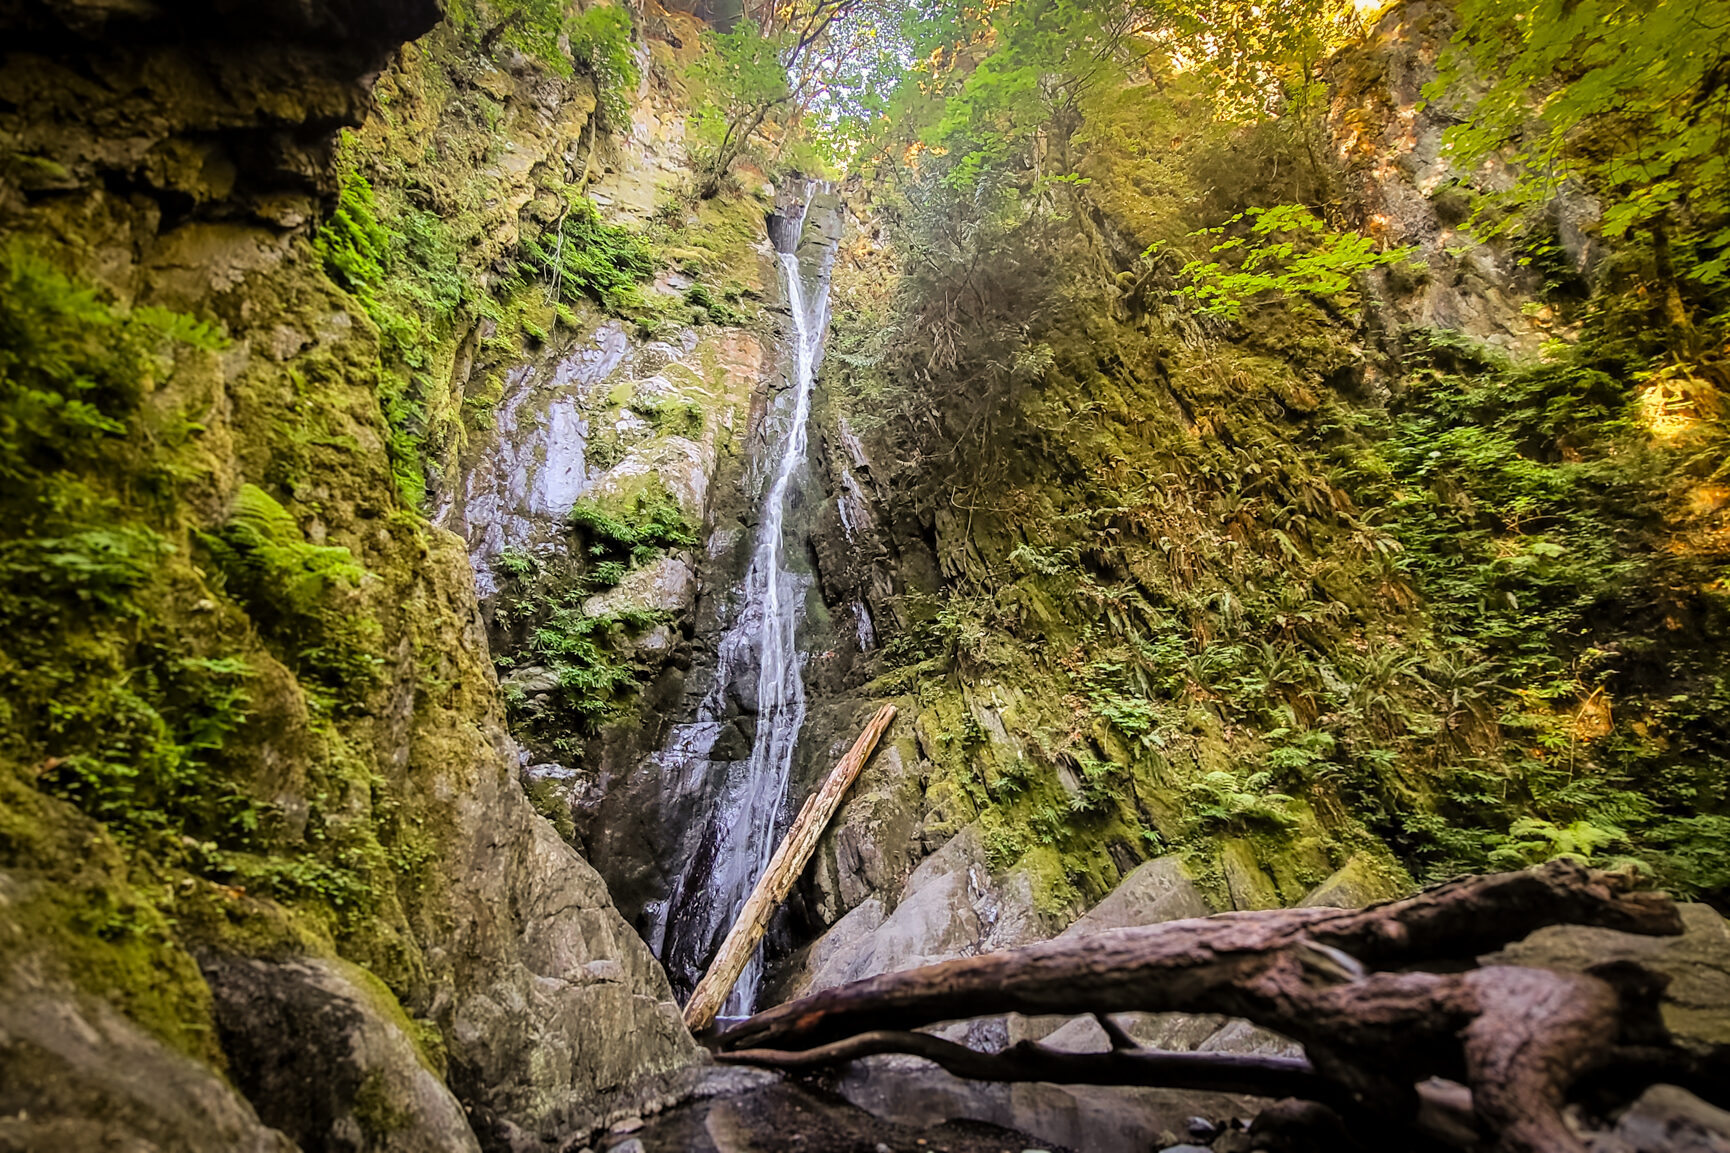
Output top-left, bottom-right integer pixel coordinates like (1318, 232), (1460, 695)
(1187, 1116), (1221, 1142)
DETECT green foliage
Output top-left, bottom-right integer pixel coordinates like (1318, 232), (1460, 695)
(684, 283), (749, 326)
(0, 248), (293, 862)
(36, 653), (261, 839)
(567, 486), (697, 565)
(1, 244), (223, 489)
(1428, 0), (1730, 287)
(690, 22), (793, 195)
(567, 5), (641, 128)
(205, 485), (367, 617)
(1333, 332), (1730, 895)
(1, 528), (169, 616)
(1165, 205), (1412, 319)
(200, 485), (383, 712)
(313, 171), (390, 305)
(1187, 770), (1298, 832)
(490, 485), (695, 756)
(313, 170), (437, 506)
(823, 0), (1730, 907)
(518, 196), (657, 315)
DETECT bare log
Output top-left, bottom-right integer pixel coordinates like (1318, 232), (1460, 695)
(716, 861), (1679, 1052)
(715, 864), (1689, 1153)
(684, 703), (897, 1032)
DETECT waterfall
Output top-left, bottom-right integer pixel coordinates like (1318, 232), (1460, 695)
(650, 190), (836, 1016)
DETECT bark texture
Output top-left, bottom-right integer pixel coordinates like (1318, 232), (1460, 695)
(716, 862), (1724, 1153)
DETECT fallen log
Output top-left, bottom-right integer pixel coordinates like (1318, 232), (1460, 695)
(717, 861), (1678, 1051)
(721, 1028), (1349, 1106)
(715, 862), (1699, 1153)
(684, 702), (897, 1033)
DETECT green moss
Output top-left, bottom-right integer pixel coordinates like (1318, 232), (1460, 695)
(0, 768), (223, 1066)
(684, 283), (749, 327)
(517, 195), (658, 316)
(199, 485), (383, 716)
(568, 485), (698, 564)
(488, 484), (697, 764)
(826, 36), (1730, 905)
(352, 1068), (414, 1138)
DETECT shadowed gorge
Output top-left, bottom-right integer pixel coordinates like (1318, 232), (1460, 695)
(2, 0), (1729, 1149)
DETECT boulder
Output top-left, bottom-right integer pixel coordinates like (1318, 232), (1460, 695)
(1296, 853), (1411, 909)
(788, 847), (1285, 1153)
(444, 809), (701, 1147)
(582, 553), (698, 619)
(1221, 840), (1281, 911)
(779, 824), (1058, 1000)
(806, 736), (927, 927)
(1484, 902), (1730, 1047)
(1059, 856), (1213, 937)
(1596, 1084), (1730, 1153)
(202, 955), (481, 1153)
(0, 964), (296, 1153)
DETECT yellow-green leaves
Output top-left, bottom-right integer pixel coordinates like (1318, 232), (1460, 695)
(1163, 204), (1412, 319)
(1429, 0), (1730, 284)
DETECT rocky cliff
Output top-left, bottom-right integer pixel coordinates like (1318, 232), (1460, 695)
(768, 0), (1730, 978)
(5, 0), (1729, 1150)
(0, 3), (703, 1149)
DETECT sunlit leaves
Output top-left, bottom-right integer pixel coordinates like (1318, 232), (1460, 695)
(1162, 204), (1413, 318)
(1428, 0), (1730, 283)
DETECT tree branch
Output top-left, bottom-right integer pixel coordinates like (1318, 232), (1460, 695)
(717, 861), (1679, 1053)
(718, 1028), (1350, 1105)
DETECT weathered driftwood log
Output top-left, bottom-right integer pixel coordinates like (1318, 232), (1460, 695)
(716, 862), (1697, 1153)
(684, 703), (897, 1032)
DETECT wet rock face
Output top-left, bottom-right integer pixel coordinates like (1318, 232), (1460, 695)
(446, 312), (777, 937)
(0, 0), (439, 260)
(7, 0), (438, 44)
(444, 324), (754, 596)
(441, 807), (700, 1149)
(0, 3), (704, 1149)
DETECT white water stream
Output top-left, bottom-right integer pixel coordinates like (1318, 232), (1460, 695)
(709, 250), (821, 1014)
(651, 198), (835, 1016)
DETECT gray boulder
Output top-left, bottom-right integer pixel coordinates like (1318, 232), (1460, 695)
(1594, 1084), (1730, 1153)
(0, 964), (297, 1153)
(203, 954), (480, 1153)
(1059, 856), (1213, 937)
(1485, 902), (1730, 1047)
(1296, 853), (1411, 909)
(780, 824), (1059, 999)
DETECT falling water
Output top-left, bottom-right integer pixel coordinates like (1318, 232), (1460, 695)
(650, 191), (836, 1016)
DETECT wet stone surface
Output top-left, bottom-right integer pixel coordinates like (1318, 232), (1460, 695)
(587, 1078), (1072, 1153)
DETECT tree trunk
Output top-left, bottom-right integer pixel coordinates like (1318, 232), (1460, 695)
(683, 703), (898, 1032)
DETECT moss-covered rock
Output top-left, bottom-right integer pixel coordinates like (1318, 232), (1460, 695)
(0, 1), (706, 1147)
